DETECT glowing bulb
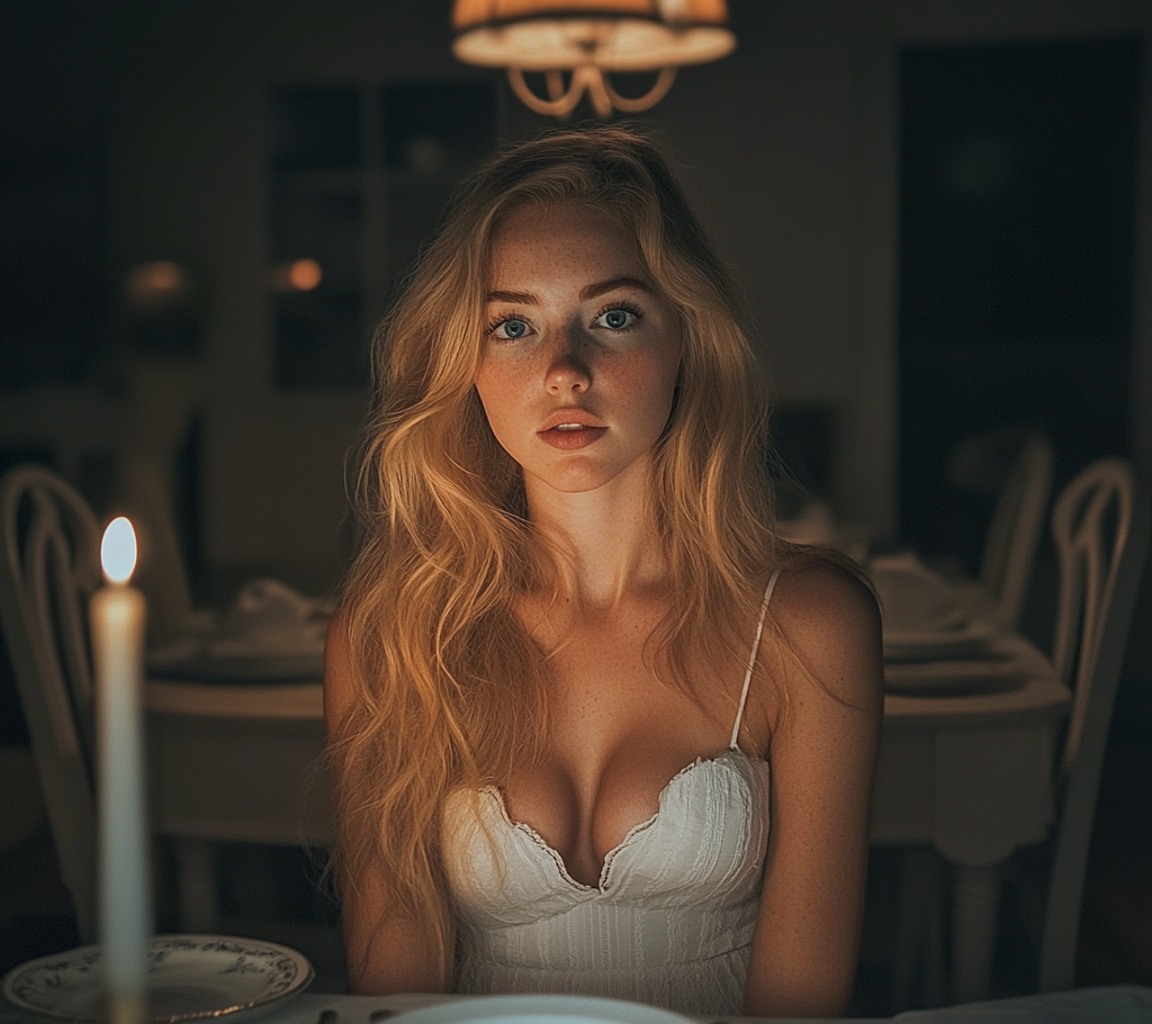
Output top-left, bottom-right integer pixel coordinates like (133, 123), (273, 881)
(101, 517), (138, 584)
(271, 259), (323, 293)
(289, 259), (322, 290)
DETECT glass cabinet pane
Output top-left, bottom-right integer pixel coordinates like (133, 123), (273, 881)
(270, 190), (365, 388)
(378, 82), (497, 308)
(267, 80), (496, 390)
(382, 82), (497, 173)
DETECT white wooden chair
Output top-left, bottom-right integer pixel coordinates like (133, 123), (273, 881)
(942, 429), (1054, 630)
(890, 455), (1148, 1006)
(978, 435), (1054, 631)
(1036, 456), (1149, 990)
(0, 464), (102, 942)
(119, 453), (196, 645)
(0, 463), (219, 938)
(119, 360), (204, 646)
(0, 463), (328, 939)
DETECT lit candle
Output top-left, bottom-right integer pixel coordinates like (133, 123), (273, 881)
(91, 516), (151, 1024)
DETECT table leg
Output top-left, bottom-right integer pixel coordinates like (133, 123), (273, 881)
(892, 845), (945, 1009)
(924, 868), (946, 1008)
(952, 863), (1000, 1003)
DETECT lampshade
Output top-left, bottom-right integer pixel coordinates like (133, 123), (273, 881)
(451, 0), (735, 117)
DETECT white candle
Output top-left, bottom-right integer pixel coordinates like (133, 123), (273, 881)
(91, 516), (151, 1024)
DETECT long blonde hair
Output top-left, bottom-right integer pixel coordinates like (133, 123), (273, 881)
(331, 126), (790, 974)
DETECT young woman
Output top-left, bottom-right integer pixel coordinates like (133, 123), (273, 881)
(324, 126), (883, 1018)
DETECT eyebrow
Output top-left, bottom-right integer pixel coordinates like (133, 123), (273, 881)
(486, 276), (653, 305)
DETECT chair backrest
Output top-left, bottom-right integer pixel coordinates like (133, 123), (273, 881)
(0, 464), (102, 942)
(1039, 456), (1150, 991)
(121, 359), (202, 645)
(120, 453), (193, 645)
(978, 435), (1054, 630)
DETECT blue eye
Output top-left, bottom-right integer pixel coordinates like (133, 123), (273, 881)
(594, 307), (639, 331)
(493, 318), (530, 340)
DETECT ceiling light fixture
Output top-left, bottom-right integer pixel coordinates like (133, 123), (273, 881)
(451, 0), (735, 119)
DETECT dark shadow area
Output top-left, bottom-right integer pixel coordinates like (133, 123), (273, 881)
(898, 37), (1140, 571)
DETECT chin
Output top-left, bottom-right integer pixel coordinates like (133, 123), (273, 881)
(525, 462), (619, 495)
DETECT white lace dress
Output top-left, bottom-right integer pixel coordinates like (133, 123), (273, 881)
(440, 572), (780, 1017)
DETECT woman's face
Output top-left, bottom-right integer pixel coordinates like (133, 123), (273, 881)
(474, 204), (682, 498)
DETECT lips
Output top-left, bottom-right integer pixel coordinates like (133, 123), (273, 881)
(537, 409), (607, 450)
(538, 408), (605, 431)
(539, 424), (608, 450)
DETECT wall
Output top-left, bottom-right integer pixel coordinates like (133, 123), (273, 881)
(100, 0), (1151, 589)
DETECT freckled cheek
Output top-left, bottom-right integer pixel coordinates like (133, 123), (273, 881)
(606, 352), (679, 419)
(475, 342), (540, 383)
(475, 358), (523, 406)
(474, 362), (534, 447)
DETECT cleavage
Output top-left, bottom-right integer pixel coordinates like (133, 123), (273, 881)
(499, 749), (724, 887)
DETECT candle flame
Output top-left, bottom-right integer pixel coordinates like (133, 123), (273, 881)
(101, 517), (137, 584)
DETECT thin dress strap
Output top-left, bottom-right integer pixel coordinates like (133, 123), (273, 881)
(729, 569), (783, 750)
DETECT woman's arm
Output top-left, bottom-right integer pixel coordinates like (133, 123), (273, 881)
(324, 615), (452, 995)
(744, 561), (884, 1017)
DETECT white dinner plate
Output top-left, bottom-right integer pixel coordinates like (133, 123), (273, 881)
(388, 995), (694, 1024)
(2, 935), (313, 1024)
(883, 621), (1002, 663)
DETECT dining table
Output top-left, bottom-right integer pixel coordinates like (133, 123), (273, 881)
(142, 593), (1072, 1008)
(3, 982), (1148, 1024)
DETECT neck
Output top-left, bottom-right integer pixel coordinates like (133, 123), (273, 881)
(524, 461), (667, 609)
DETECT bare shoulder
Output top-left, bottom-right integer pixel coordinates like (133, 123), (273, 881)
(767, 557), (883, 710)
(770, 557), (879, 639)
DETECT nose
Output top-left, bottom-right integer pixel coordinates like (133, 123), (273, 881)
(544, 326), (591, 395)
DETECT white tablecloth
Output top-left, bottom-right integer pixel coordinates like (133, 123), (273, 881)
(7, 985), (1145, 1024)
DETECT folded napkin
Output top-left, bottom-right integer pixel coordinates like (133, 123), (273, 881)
(869, 552), (968, 633)
(207, 578), (330, 658)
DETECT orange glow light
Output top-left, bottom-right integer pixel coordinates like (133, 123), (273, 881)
(289, 259), (322, 291)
